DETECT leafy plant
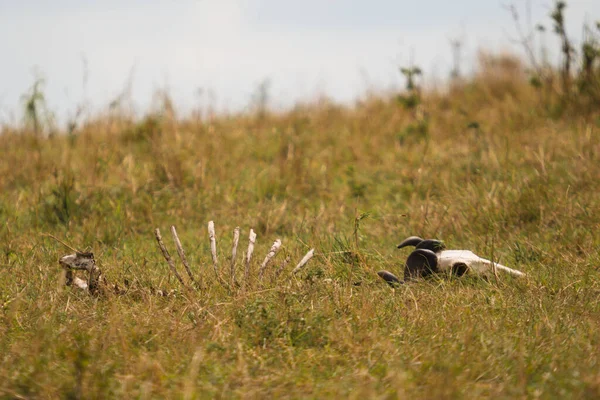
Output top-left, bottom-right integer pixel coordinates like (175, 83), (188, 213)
(21, 74), (55, 136)
(40, 172), (82, 226)
(396, 63), (429, 143)
(509, 1), (600, 115)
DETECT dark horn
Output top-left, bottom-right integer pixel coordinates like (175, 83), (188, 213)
(377, 270), (402, 286)
(397, 236), (424, 249)
(415, 239), (446, 252)
(404, 249), (439, 280)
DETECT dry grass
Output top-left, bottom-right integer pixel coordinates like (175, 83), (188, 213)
(1, 56), (600, 399)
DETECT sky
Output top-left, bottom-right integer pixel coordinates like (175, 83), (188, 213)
(0, 0), (599, 125)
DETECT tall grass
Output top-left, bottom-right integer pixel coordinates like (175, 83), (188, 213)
(1, 51), (599, 398)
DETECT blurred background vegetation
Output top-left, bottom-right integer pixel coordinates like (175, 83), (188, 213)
(0, 1), (599, 398)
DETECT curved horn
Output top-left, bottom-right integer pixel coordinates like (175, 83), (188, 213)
(397, 236), (424, 249)
(415, 239), (446, 252)
(404, 249), (438, 280)
(377, 270), (402, 287)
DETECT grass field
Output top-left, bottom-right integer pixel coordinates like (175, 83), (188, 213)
(1, 53), (600, 398)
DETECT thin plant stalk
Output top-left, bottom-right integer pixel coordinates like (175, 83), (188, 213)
(154, 228), (186, 287)
(171, 225), (196, 285)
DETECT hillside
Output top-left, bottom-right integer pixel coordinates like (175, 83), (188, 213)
(1, 54), (600, 398)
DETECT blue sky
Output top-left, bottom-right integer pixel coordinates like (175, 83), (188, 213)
(1, 0), (599, 124)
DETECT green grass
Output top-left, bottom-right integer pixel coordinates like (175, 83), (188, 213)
(1, 57), (600, 398)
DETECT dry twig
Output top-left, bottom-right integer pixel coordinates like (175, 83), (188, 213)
(171, 225), (196, 285)
(154, 228), (186, 287)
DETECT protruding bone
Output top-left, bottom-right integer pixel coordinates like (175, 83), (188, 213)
(292, 249), (315, 274)
(259, 239), (282, 280)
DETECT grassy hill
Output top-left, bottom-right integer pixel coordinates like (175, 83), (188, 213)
(1, 53), (600, 398)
